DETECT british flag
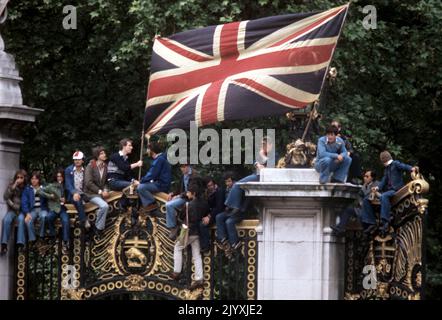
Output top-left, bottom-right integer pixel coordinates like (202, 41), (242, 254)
(144, 4), (349, 136)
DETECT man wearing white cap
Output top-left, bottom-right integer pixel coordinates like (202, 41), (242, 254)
(65, 151), (90, 230)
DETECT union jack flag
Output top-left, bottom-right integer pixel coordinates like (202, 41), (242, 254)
(144, 4), (349, 136)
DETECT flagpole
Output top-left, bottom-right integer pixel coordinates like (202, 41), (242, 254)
(314, 2), (350, 111)
(138, 35), (161, 181)
(300, 3), (349, 142)
(138, 84), (153, 182)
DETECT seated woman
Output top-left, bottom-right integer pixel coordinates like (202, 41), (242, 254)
(41, 169), (71, 250)
(1, 170), (27, 254)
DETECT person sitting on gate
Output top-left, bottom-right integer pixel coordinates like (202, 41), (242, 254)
(84, 146), (110, 238)
(331, 120), (362, 184)
(65, 151), (91, 231)
(137, 140), (172, 210)
(166, 160), (199, 240)
(330, 169), (379, 237)
(315, 125), (352, 184)
(215, 137), (274, 254)
(170, 181), (208, 290)
(361, 151), (417, 236)
(39, 168), (71, 250)
(223, 136), (274, 216)
(215, 172), (245, 254)
(107, 138), (142, 191)
(1, 170), (27, 255)
(17, 171), (49, 247)
(107, 138), (143, 211)
(198, 173), (233, 253)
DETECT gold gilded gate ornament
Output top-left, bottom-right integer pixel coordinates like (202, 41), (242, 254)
(90, 210), (174, 279)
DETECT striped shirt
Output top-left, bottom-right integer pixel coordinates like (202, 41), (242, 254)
(33, 187), (41, 208)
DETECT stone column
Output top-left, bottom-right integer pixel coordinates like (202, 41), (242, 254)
(240, 168), (360, 300)
(0, 6), (42, 299)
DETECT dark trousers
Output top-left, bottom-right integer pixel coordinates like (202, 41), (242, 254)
(348, 152), (363, 182)
(198, 215), (216, 250)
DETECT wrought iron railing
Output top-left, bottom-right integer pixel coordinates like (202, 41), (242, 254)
(344, 175), (429, 300)
(13, 193), (258, 300)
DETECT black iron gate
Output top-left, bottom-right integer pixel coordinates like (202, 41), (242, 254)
(343, 175), (429, 300)
(13, 194), (258, 300)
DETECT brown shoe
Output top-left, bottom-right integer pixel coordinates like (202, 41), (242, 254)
(142, 203), (159, 212)
(189, 280), (204, 290)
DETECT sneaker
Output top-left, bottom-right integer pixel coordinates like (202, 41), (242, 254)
(215, 238), (227, 250)
(0, 243), (7, 255)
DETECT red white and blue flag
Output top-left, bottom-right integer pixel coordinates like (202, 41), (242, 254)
(144, 4), (349, 136)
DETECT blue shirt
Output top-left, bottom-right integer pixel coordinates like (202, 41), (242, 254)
(316, 136), (347, 160)
(140, 153), (172, 192)
(378, 160), (413, 191)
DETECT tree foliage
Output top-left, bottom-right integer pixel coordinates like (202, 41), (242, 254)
(2, 0), (441, 298)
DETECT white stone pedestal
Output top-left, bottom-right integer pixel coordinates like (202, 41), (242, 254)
(240, 168), (360, 300)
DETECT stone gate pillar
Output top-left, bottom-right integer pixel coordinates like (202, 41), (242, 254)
(0, 3), (42, 299)
(240, 168), (360, 300)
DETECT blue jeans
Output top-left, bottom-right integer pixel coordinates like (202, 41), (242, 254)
(199, 215), (215, 250)
(361, 190), (396, 225)
(137, 182), (160, 206)
(69, 194), (87, 222)
(225, 174), (259, 210)
(17, 208), (45, 243)
(109, 179), (132, 209)
(48, 209), (70, 242)
(165, 197), (186, 228)
(89, 196), (110, 231)
(216, 210), (246, 245)
(37, 208), (50, 238)
(109, 179), (131, 191)
(315, 156), (352, 183)
(1, 211), (17, 245)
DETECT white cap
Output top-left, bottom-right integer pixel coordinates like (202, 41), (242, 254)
(72, 151), (84, 160)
